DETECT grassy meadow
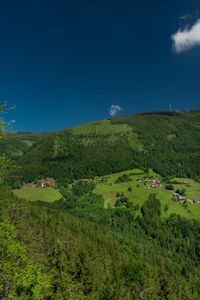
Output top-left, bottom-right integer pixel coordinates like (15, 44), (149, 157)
(72, 119), (131, 136)
(94, 169), (200, 220)
(14, 187), (61, 203)
(72, 119), (143, 150)
(13, 168), (200, 220)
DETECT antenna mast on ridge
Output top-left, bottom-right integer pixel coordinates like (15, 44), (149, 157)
(169, 104), (172, 111)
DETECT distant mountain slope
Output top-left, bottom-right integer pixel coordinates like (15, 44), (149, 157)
(0, 132), (45, 159)
(1, 110), (200, 184)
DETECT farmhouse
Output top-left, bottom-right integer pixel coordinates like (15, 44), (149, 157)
(84, 179), (90, 183)
(83, 178), (104, 183)
(39, 178), (55, 188)
(139, 178), (162, 189)
(173, 193), (184, 202)
(192, 200), (200, 204)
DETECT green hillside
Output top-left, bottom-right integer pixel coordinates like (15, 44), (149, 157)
(14, 187), (61, 202)
(0, 132), (45, 159)
(94, 169), (200, 220)
(2, 185), (200, 298)
(13, 168), (200, 221)
(1, 110), (200, 189)
(1, 110), (200, 299)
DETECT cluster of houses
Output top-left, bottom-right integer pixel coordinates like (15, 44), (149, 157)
(192, 200), (200, 204)
(23, 178), (56, 189)
(23, 176), (106, 189)
(83, 177), (107, 183)
(188, 199), (200, 205)
(173, 193), (200, 205)
(137, 178), (163, 189)
(39, 178), (56, 188)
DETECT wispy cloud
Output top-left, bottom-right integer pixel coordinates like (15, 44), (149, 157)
(109, 105), (122, 117)
(179, 14), (192, 20)
(171, 19), (200, 53)
(7, 119), (16, 126)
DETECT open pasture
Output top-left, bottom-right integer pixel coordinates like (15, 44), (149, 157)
(13, 168), (200, 220)
(14, 187), (61, 203)
(95, 169), (200, 220)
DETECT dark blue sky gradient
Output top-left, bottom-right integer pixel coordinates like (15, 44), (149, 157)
(0, 0), (200, 132)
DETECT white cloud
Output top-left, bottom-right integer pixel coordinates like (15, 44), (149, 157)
(179, 14), (192, 20)
(171, 19), (200, 53)
(109, 105), (122, 117)
(7, 119), (16, 126)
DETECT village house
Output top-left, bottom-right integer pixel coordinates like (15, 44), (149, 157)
(183, 199), (200, 205)
(84, 179), (90, 183)
(39, 178), (56, 188)
(138, 178), (161, 189)
(173, 193), (184, 202)
(142, 178), (162, 189)
(192, 200), (200, 204)
(83, 177), (106, 183)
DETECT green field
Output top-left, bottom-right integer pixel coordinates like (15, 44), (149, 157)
(72, 119), (131, 136)
(172, 178), (200, 200)
(13, 168), (200, 220)
(94, 169), (200, 220)
(72, 119), (143, 150)
(14, 187), (61, 203)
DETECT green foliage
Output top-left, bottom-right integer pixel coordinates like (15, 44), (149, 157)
(165, 184), (174, 190)
(58, 181), (104, 210)
(0, 189), (150, 299)
(115, 195), (133, 208)
(1, 110), (200, 184)
(175, 188), (186, 196)
(139, 194), (162, 237)
(164, 204), (169, 212)
(2, 187), (200, 298)
(72, 181), (95, 196)
(115, 173), (132, 184)
(111, 110), (200, 179)
(141, 193), (161, 220)
(195, 176), (200, 183)
(0, 217), (51, 298)
(0, 102), (19, 188)
(1, 108), (200, 298)
(0, 154), (18, 187)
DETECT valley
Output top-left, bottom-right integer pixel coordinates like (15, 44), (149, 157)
(1, 2), (200, 297)
(1, 110), (200, 299)
(13, 167), (200, 221)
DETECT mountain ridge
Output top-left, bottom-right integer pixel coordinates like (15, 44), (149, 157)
(1, 109), (200, 186)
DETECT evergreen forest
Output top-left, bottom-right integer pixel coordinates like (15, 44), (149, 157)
(1, 109), (200, 299)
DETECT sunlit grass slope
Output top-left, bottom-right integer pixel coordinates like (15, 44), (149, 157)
(72, 119), (131, 136)
(94, 169), (200, 220)
(72, 119), (142, 150)
(13, 168), (200, 220)
(14, 187), (61, 202)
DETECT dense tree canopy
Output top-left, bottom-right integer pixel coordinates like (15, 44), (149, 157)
(1, 108), (200, 298)
(0, 110), (199, 187)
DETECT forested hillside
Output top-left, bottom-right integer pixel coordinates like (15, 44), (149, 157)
(2, 187), (200, 298)
(1, 109), (200, 299)
(1, 110), (200, 185)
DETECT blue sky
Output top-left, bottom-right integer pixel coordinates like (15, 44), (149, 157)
(0, 0), (200, 132)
